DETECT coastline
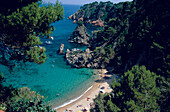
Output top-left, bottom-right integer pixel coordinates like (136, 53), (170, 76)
(56, 69), (118, 112)
(54, 85), (94, 110)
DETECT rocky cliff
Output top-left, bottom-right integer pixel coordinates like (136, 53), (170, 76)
(65, 48), (106, 68)
(68, 1), (115, 27)
(68, 0), (170, 78)
(69, 23), (90, 45)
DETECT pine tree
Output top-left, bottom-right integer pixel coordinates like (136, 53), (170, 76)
(92, 65), (161, 112)
(0, 73), (55, 111)
(0, 0), (64, 66)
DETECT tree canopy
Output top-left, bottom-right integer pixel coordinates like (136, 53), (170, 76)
(92, 66), (161, 112)
(0, 73), (55, 111)
(83, 0), (170, 110)
(0, 0), (64, 67)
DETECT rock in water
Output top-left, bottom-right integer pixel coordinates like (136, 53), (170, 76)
(65, 48), (103, 68)
(58, 43), (64, 54)
(69, 24), (90, 45)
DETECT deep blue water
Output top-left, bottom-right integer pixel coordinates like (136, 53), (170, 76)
(0, 4), (99, 108)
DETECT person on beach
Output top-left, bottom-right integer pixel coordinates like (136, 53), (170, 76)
(77, 105), (82, 108)
(86, 97), (90, 101)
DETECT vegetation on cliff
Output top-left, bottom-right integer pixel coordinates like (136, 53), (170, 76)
(69, 21), (90, 45)
(0, 0), (64, 67)
(72, 0), (170, 111)
(92, 66), (161, 112)
(69, 1), (118, 26)
(87, 0), (169, 78)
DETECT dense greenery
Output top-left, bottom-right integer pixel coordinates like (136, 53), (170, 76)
(92, 66), (161, 112)
(0, 73), (55, 111)
(0, 0), (63, 110)
(76, 0), (170, 111)
(77, 20), (84, 26)
(0, 0), (169, 111)
(75, 1), (115, 21)
(88, 0), (169, 77)
(0, 0), (64, 67)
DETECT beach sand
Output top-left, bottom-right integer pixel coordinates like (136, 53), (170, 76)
(56, 69), (118, 112)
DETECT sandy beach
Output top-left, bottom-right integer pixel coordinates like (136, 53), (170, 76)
(56, 69), (119, 112)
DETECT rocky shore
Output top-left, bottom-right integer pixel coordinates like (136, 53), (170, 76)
(69, 14), (104, 27)
(69, 24), (90, 45)
(65, 48), (105, 69)
(68, 1), (107, 27)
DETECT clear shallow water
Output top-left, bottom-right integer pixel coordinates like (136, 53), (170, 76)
(0, 4), (99, 108)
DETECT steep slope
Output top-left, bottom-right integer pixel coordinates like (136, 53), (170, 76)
(69, 1), (119, 27)
(68, 0), (170, 110)
(69, 22), (90, 45)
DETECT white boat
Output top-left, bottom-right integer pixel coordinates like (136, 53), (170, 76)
(45, 41), (52, 45)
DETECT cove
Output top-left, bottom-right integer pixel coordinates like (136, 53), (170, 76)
(0, 4), (99, 108)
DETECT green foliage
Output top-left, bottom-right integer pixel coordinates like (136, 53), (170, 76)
(0, 73), (16, 111)
(0, 73), (16, 108)
(0, 0), (64, 66)
(77, 20), (84, 26)
(157, 76), (170, 111)
(76, 0), (169, 111)
(0, 73), (55, 112)
(89, 0), (170, 111)
(77, 1), (119, 21)
(92, 65), (161, 112)
(5, 87), (55, 112)
(26, 46), (47, 64)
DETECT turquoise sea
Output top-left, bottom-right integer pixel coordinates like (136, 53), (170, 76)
(0, 5), (99, 108)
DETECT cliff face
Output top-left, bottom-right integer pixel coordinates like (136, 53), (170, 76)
(68, 1), (114, 27)
(67, 0), (170, 77)
(69, 24), (90, 45)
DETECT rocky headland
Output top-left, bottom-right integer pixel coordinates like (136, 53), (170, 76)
(68, 1), (115, 27)
(69, 23), (90, 45)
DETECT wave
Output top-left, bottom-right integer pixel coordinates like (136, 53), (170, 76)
(53, 85), (93, 110)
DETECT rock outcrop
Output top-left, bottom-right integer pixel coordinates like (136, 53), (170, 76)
(65, 48), (105, 68)
(86, 19), (104, 27)
(58, 43), (64, 54)
(69, 24), (90, 45)
(69, 14), (104, 27)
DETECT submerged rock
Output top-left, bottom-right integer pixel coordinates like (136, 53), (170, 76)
(69, 24), (90, 45)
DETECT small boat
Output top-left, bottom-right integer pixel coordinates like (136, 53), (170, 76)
(45, 41), (52, 45)
(51, 36), (54, 40)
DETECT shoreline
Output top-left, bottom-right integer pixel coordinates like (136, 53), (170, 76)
(54, 85), (94, 110)
(56, 69), (117, 112)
